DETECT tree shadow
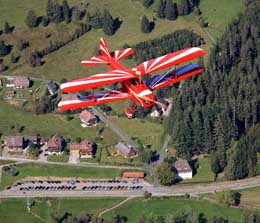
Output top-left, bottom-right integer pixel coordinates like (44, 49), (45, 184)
(113, 17), (123, 32)
(149, 21), (155, 32)
(36, 16), (43, 27)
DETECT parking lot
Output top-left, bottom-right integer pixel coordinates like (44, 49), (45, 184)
(7, 179), (147, 193)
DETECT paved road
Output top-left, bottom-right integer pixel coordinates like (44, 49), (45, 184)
(151, 134), (171, 187)
(0, 157), (143, 170)
(1, 176), (260, 198)
(0, 75), (52, 83)
(91, 107), (137, 148)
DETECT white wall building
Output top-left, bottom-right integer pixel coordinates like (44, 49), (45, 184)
(174, 159), (193, 180)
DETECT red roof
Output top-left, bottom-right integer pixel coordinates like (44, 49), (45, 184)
(79, 110), (97, 123)
(70, 139), (93, 152)
(123, 172), (145, 179)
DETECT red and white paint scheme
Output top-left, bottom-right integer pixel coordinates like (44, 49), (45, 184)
(58, 38), (206, 118)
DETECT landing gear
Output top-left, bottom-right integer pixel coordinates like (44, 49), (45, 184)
(124, 103), (138, 119)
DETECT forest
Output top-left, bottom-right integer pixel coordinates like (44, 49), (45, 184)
(166, 1), (260, 180)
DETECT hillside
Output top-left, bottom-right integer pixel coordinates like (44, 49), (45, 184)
(0, 0), (244, 81)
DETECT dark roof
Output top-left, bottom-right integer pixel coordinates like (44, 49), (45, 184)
(5, 136), (24, 148)
(174, 159), (192, 173)
(24, 135), (38, 142)
(47, 82), (58, 93)
(115, 142), (133, 155)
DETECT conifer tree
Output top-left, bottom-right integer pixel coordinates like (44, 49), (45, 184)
(157, 0), (166, 19)
(181, 0), (191, 15)
(4, 21), (10, 34)
(102, 9), (114, 35)
(142, 0), (153, 8)
(62, 0), (71, 23)
(141, 15), (151, 33)
(25, 10), (37, 28)
(165, 0), (178, 20)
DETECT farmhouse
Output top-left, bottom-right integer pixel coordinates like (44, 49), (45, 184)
(79, 110), (98, 127)
(174, 159), (193, 180)
(4, 90), (15, 99)
(70, 139), (94, 158)
(47, 134), (64, 154)
(47, 82), (58, 95)
(123, 172), (145, 179)
(6, 77), (15, 87)
(115, 142), (137, 158)
(14, 77), (30, 89)
(150, 107), (162, 118)
(24, 135), (39, 145)
(5, 136), (24, 150)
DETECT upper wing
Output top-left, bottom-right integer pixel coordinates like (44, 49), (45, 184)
(58, 91), (131, 110)
(133, 47), (205, 76)
(60, 69), (135, 93)
(145, 64), (204, 91)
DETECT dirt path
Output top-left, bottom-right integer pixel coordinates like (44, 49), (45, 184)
(98, 196), (137, 218)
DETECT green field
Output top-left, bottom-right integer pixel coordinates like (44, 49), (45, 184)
(0, 0), (213, 81)
(181, 157), (215, 184)
(103, 197), (244, 223)
(199, 0), (245, 39)
(110, 117), (164, 151)
(0, 163), (121, 190)
(0, 160), (16, 165)
(0, 100), (119, 144)
(0, 197), (124, 223)
(47, 154), (69, 163)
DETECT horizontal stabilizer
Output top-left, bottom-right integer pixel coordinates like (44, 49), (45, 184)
(111, 48), (134, 61)
(81, 55), (109, 67)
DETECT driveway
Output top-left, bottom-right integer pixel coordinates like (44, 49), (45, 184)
(69, 151), (79, 164)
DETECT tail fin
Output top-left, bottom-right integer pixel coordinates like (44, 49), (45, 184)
(81, 38), (134, 67)
(99, 38), (111, 57)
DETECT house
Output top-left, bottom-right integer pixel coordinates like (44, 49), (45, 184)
(6, 77), (15, 87)
(150, 107), (162, 118)
(47, 82), (58, 95)
(79, 110), (98, 127)
(115, 142), (137, 158)
(40, 137), (49, 146)
(70, 139), (94, 158)
(5, 136), (24, 150)
(4, 90), (15, 99)
(174, 159), (192, 180)
(61, 93), (78, 100)
(47, 134), (64, 154)
(24, 135), (39, 145)
(123, 172), (145, 179)
(14, 77), (30, 89)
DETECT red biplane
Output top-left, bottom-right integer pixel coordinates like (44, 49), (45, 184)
(58, 38), (205, 118)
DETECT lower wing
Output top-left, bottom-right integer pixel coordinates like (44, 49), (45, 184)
(145, 64), (204, 91)
(58, 91), (131, 110)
